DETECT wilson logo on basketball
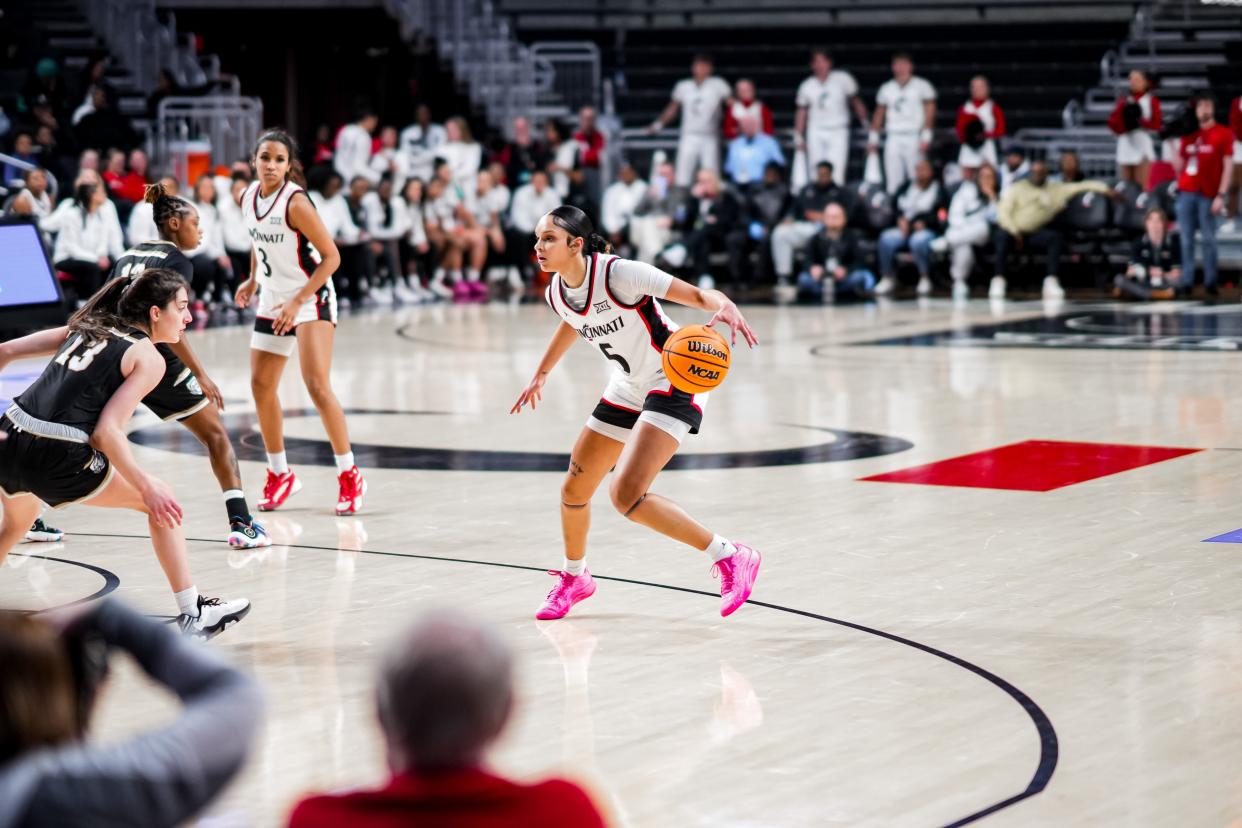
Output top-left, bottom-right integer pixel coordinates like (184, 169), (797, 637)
(687, 341), (728, 361)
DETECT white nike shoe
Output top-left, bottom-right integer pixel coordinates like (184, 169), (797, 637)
(228, 518), (272, 549)
(874, 276), (897, 295)
(393, 282), (419, 304)
(1042, 275), (1065, 300)
(177, 595), (251, 640)
(916, 276), (933, 296)
(988, 276), (1007, 299)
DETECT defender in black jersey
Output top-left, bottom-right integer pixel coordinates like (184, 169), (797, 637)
(0, 269), (250, 639)
(6, 184), (270, 550)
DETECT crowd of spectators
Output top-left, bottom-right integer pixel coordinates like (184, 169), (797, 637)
(3, 46), (1241, 305)
(0, 600), (607, 827)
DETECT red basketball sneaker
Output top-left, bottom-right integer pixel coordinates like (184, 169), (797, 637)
(258, 469), (300, 511)
(336, 466), (366, 515)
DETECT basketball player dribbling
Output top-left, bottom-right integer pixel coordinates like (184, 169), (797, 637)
(511, 205), (761, 620)
(237, 129), (366, 515)
(0, 270), (250, 638)
(2, 183), (271, 549)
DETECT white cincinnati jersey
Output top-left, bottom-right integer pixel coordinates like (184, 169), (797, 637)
(672, 76), (732, 136)
(796, 70), (858, 131)
(241, 180), (326, 296)
(545, 253), (678, 387)
(877, 76), (937, 134)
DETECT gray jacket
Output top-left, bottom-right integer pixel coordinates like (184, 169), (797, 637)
(0, 600), (263, 828)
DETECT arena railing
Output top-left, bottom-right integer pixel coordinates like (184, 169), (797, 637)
(78, 0), (215, 94)
(531, 41), (601, 121)
(385, 0), (539, 134)
(149, 95), (264, 181)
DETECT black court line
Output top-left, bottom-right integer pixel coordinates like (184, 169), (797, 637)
(129, 408), (914, 472)
(73, 531), (1057, 826)
(8, 551), (121, 615)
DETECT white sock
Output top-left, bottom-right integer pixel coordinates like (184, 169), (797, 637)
(449, 270), (462, 283)
(703, 534), (736, 563)
(564, 557), (586, 576)
(334, 452), (355, 473)
(268, 452), (288, 475)
(465, 268), (480, 283)
(431, 268), (446, 284)
(222, 488), (244, 501)
(175, 586), (201, 617)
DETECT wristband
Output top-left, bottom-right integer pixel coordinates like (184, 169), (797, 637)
(867, 130), (880, 146)
(919, 129), (933, 144)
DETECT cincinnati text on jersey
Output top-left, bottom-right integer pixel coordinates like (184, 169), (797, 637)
(249, 228), (285, 244)
(575, 315), (626, 341)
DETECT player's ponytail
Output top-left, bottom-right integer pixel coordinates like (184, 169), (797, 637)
(547, 204), (612, 258)
(69, 269), (189, 340)
(144, 181), (193, 238)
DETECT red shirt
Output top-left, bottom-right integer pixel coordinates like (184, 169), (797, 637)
(1177, 123), (1233, 197)
(573, 129), (605, 169)
(114, 172), (148, 204)
(1106, 93), (1161, 136)
(1229, 96), (1242, 143)
(287, 768), (607, 828)
(955, 98), (1006, 142)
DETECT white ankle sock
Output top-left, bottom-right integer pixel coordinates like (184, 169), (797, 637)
(334, 452), (355, 473)
(175, 586), (201, 617)
(465, 268), (480, 283)
(703, 534), (736, 563)
(564, 557), (586, 576)
(268, 452), (288, 474)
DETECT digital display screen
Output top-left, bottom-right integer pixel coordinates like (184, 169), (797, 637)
(0, 223), (60, 308)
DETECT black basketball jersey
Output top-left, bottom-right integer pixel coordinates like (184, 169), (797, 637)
(15, 327), (149, 436)
(112, 240), (194, 284)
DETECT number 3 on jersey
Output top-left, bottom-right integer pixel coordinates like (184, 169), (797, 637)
(54, 335), (109, 372)
(258, 248), (272, 279)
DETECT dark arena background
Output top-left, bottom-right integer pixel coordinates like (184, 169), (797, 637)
(2, 0), (1242, 825)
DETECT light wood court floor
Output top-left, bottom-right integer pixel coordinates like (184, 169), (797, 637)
(3, 297), (1242, 826)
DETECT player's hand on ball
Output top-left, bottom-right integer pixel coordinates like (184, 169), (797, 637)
(235, 279), (257, 309)
(511, 372), (548, 414)
(141, 477), (183, 528)
(707, 301), (759, 348)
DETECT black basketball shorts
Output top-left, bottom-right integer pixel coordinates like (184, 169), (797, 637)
(0, 419), (113, 507)
(142, 346), (209, 421)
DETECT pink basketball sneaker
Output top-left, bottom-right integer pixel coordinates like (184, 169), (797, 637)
(713, 544), (761, 617)
(535, 569), (596, 620)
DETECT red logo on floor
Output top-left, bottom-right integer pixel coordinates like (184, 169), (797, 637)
(859, 440), (1200, 492)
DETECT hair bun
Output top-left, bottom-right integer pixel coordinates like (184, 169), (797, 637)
(587, 233), (613, 255)
(143, 182), (166, 204)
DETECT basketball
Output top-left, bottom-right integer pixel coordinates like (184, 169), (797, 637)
(662, 325), (731, 393)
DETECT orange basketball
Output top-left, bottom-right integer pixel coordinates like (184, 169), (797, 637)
(662, 324), (731, 394)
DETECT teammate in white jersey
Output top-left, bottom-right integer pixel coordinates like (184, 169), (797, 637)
(512, 205), (761, 621)
(794, 49), (869, 186)
(235, 128), (366, 516)
(869, 52), (937, 194)
(648, 54), (733, 187)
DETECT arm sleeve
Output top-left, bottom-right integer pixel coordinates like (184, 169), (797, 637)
(18, 600), (263, 828)
(991, 103), (1007, 138)
(1107, 99), (1126, 135)
(609, 257), (674, 304)
(1144, 97), (1162, 130)
(762, 104), (774, 135)
(1231, 100), (1242, 141)
(794, 79), (810, 109)
(955, 104), (971, 142)
(38, 200), (73, 233)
